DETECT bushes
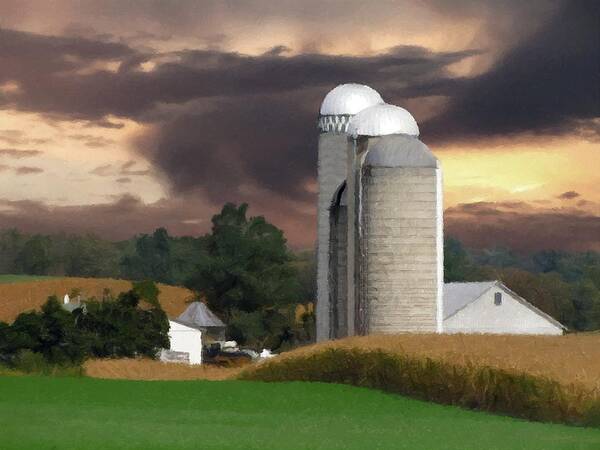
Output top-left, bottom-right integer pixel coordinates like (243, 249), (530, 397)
(240, 348), (600, 427)
(0, 296), (88, 366)
(0, 282), (170, 368)
(77, 286), (169, 359)
(11, 350), (83, 376)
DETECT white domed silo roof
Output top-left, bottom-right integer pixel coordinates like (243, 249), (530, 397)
(347, 104), (419, 137)
(364, 135), (438, 168)
(319, 84), (384, 116)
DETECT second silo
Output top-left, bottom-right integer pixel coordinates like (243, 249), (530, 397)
(347, 104), (444, 334)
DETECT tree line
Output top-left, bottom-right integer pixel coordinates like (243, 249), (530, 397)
(1, 204), (599, 334)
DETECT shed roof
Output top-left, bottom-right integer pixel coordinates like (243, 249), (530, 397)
(177, 302), (226, 328)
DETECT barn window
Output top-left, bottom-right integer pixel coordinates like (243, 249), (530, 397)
(494, 292), (502, 306)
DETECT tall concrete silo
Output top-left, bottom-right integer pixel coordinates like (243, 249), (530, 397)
(347, 104), (444, 334)
(316, 84), (383, 341)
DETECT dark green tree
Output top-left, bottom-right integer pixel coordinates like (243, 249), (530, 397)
(443, 237), (489, 282)
(120, 228), (174, 284)
(17, 235), (52, 275)
(0, 229), (25, 274)
(64, 234), (121, 277)
(6, 296), (88, 365)
(187, 203), (302, 319)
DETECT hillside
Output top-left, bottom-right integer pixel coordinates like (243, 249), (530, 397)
(0, 277), (196, 323)
(245, 333), (600, 392)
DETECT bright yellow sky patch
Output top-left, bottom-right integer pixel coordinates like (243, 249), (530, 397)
(439, 137), (600, 213)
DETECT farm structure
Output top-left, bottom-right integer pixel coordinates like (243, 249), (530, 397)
(163, 320), (203, 365)
(316, 84), (443, 341)
(162, 302), (227, 365)
(443, 281), (566, 335)
(315, 84), (565, 341)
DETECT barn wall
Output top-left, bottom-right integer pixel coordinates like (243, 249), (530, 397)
(362, 167), (441, 333)
(316, 133), (348, 341)
(444, 288), (564, 335)
(168, 320), (203, 364)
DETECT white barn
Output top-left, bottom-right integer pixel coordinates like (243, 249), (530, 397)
(443, 281), (566, 335)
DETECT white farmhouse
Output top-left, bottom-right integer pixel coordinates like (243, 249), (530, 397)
(443, 281), (566, 335)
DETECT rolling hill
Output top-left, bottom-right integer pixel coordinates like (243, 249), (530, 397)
(0, 276), (196, 323)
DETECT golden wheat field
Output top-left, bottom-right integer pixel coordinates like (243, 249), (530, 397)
(0, 277), (196, 323)
(264, 333), (600, 392)
(84, 358), (242, 381)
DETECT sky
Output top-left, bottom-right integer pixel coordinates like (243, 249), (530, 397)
(0, 0), (598, 253)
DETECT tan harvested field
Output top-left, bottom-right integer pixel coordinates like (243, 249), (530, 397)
(252, 333), (600, 392)
(0, 277), (196, 323)
(85, 358), (242, 381)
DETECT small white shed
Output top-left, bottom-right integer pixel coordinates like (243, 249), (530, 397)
(443, 281), (566, 335)
(165, 319), (203, 365)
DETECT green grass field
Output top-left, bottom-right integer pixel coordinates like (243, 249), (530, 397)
(0, 377), (599, 450)
(0, 274), (56, 284)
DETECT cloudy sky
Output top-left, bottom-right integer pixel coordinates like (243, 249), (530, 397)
(0, 0), (598, 252)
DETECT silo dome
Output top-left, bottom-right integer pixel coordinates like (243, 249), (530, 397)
(320, 84), (384, 116)
(347, 104), (419, 137)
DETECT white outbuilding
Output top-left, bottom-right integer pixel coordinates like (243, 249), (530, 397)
(443, 281), (566, 335)
(162, 319), (203, 365)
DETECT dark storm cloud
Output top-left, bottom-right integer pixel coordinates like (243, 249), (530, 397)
(0, 195), (202, 240)
(0, 148), (42, 158)
(90, 164), (112, 176)
(15, 166), (44, 175)
(119, 161), (150, 176)
(136, 46), (475, 202)
(445, 201), (600, 253)
(89, 161), (150, 178)
(1, 25), (477, 203)
(558, 191), (580, 200)
(0, 193), (314, 247)
(0, 25), (476, 121)
(68, 134), (115, 148)
(423, 0), (600, 142)
(0, 130), (49, 146)
(148, 94), (318, 202)
(0, 2), (597, 249)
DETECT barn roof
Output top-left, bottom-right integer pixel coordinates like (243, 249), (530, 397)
(177, 302), (226, 328)
(443, 281), (567, 330)
(443, 281), (497, 319)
